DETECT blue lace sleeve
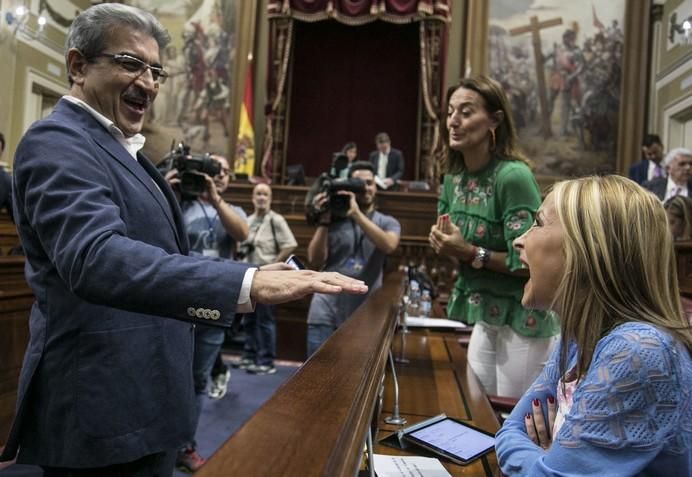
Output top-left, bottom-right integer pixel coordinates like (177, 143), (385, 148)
(495, 344), (564, 475)
(497, 324), (689, 476)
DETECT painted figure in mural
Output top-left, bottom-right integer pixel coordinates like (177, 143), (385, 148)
(502, 46), (535, 131)
(196, 69), (230, 144)
(549, 29), (583, 138)
(156, 45), (186, 126)
(578, 33), (620, 153)
(178, 22), (208, 127)
(209, 30), (231, 84)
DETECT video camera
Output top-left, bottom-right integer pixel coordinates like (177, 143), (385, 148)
(305, 153), (365, 226)
(158, 142), (221, 197)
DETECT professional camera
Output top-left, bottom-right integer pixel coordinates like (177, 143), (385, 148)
(305, 153), (365, 226)
(158, 142), (221, 197)
(236, 241), (254, 260)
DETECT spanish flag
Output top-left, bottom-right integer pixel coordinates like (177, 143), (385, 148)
(234, 64), (255, 176)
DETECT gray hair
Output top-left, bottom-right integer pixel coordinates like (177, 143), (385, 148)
(65, 3), (170, 84)
(663, 147), (692, 168)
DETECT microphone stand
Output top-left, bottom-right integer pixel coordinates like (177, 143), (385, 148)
(384, 350), (407, 425)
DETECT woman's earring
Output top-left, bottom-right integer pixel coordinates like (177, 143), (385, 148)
(489, 129), (496, 151)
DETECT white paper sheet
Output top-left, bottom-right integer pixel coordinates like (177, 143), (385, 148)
(373, 454), (452, 477)
(404, 316), (467, 329)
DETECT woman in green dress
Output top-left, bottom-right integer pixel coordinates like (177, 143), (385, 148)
(429, 76), (559, 398)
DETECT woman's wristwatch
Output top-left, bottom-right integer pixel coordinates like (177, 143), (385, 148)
(470, 246), (491, 269)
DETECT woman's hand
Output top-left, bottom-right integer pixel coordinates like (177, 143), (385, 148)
(525, 396), (556, 450)
(429, 222), (473, 261)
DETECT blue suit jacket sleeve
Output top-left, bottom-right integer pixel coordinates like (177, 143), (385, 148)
(388, 149), (404, 181)
(628, 160), (648, 185)
(13, 118), (248, 326)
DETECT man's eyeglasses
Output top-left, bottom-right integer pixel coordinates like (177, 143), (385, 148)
(92, 53), (169, 84)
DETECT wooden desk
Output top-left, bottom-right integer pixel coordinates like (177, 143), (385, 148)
(197, 272), (404, 477)
(198, 270), (499, 476)
(376, 330), (500, 476)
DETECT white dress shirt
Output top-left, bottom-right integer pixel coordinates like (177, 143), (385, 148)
(647, 160), (666, 181)
(377, 150), (389, 179)
(664, 176), (688, 202)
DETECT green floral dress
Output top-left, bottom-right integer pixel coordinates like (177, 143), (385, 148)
(438, 157), (559, 338)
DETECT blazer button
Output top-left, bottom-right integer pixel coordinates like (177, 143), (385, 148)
(187, 307), (196, 317)
(203, 309), (213, 320)
(211, 310), (220, 320)
(196, 308), (205, 319)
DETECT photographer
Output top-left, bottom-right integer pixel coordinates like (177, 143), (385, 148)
(236, 183), (297, 375)
(165, 153), (248, 472)
(306, 161), (400, 356)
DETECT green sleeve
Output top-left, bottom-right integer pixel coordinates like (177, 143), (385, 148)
(495, 163), (542, 272)
(437, 174), (453, 215)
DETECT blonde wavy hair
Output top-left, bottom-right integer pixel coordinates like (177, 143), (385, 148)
(551, 175), (692, 378)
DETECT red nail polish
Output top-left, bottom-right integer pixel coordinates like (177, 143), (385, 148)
(547, 395), (555, 404)
(532, 398), (539, 406)
(525, 413), (531, 420)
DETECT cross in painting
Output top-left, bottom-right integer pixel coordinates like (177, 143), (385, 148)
(510, 16), (563, 139)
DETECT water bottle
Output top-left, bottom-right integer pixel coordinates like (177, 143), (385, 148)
(420, 289), (432, 317)
(408, 280), (420, 316)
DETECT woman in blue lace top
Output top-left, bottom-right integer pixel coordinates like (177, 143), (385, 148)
(496, 175), (692, 476)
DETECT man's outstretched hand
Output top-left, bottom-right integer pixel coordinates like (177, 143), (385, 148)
(250, 270), (368, 305)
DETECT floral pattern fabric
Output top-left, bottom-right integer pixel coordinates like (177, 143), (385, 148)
(438, 158), (559, 338)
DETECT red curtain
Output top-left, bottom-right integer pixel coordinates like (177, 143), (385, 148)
(268, 0), (450, 24)
(285, 20), (419, 178)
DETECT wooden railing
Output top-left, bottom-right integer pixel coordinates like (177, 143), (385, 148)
(197, 272), (405, 477)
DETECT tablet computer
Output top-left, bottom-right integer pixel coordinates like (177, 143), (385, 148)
(401, 414), (495, 465)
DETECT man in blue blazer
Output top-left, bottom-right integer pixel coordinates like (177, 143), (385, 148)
(368, 132), (404, 189)
(629, 133), (665, 185)
(0, 4), (366, 475)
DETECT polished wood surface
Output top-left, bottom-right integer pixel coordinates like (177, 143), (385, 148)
(0, 257), (32, 447)
(197, 272), (405, 477)
(376, 330), (500, 476)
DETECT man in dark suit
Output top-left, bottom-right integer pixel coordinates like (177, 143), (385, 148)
(0, 4), (366, 475)
(629, 133), (665, 185)
(368, 132), (404, 189)
(0, 132), (12, 218)
(643, 147), (692, 201)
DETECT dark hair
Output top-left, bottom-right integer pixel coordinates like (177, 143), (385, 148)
(65, 3), (170, 85)
(643, 134), (662, 148)
(348, 161), (375, 177)
(442, 75), (530, 174)
(375, 132), (390, 144)
(342, 142), (357, 153)
(0, 132), (4, 152)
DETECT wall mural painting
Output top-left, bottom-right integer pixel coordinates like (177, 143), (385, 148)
(488, 0), (625, 177)
(133, 0), (235, 159)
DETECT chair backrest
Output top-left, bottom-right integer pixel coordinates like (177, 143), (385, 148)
(286, 164), (306, 185)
